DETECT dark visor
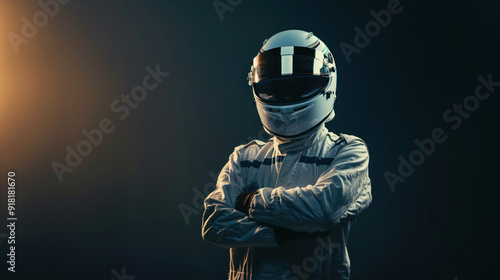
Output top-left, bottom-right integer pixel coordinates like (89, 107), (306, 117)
(253, 75), (329, 104)
(253, 55), (329, 83)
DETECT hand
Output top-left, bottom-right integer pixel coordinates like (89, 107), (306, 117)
(235, 192), (257, 216)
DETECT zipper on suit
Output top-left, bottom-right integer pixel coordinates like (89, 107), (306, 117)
(274, 153), (286, 189)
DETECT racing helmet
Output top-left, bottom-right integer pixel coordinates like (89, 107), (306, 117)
(247, 29), (337, 137)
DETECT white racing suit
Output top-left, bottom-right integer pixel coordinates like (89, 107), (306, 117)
(202, 124), (372, 279)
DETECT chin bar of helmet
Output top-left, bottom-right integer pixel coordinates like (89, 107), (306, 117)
(261, 106), (335, 138)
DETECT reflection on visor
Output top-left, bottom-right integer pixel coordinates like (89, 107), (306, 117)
(254, 55), (329, 83)
(253, 75), (329, 103)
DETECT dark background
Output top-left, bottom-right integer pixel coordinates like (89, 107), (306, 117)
(0, 0), (499, 279)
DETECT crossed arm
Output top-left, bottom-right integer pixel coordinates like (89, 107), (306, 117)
(201, 140), (371, 248)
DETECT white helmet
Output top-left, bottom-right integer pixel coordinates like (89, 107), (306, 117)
(248, 29), (337, 137)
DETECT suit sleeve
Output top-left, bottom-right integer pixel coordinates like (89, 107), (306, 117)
(248, 139), (372, 233)
(201, 146), (279, 248)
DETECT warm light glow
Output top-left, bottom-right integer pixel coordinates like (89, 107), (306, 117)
(0, 1), (15, 143)
(0, 1), (119, 183)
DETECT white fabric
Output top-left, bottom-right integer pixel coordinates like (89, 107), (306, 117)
(202, 126), (372, 279)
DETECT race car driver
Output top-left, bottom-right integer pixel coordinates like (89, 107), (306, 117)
(202, 29), (372, 280)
